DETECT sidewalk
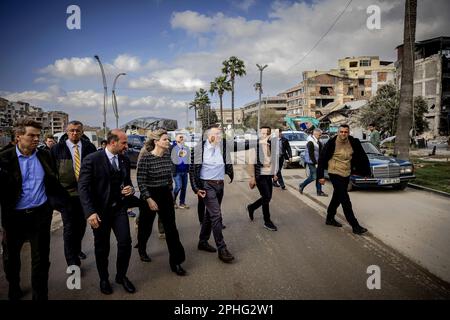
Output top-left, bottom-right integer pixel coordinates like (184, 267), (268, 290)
(281, 167), (450, 284)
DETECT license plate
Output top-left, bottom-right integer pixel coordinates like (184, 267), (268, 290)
(378, 178), (400, 185)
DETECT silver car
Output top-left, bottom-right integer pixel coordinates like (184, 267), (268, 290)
(281, 130), (308, 168)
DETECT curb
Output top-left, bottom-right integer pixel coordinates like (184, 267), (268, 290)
(408, 183), (450, 198)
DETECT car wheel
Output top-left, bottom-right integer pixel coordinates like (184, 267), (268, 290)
(392, 182), (408, 190)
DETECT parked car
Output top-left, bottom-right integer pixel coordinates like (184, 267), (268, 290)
(281, 130), (308, 168)
(303, 140), (415, 191)
(125, 134), (146, 168)
(352, 140), (415, 190)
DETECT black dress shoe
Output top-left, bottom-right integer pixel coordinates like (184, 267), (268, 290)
(326, 219), (342, 227)
(353, 226), (368, 235)
(317, 191), (328, 197)
(247, 205), (254, 221)
(100, 280), (113, 295)
(116, 276), (136, 293)
(218, 248), (235, 263)
(198, 241), (217, 252)
(171, 264), (187, 276)
(78, 251), (87, 260)
(139, 251), (152, 262)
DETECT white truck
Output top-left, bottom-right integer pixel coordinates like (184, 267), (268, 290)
(53, 130), (99, 148)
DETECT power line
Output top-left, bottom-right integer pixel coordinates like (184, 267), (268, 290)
(289, 0), (353, 70)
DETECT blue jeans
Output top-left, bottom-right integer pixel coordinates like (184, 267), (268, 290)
(299, 163), (322, 193)
(173, 172), (188, 205)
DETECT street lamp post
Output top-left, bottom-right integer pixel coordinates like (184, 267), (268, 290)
(256, 64), (268, 134)
(112, 72), (126, 129)
(94, 55), (108, 138)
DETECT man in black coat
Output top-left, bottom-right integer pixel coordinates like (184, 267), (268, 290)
(50, 120), (97, 266)
(189, 125), (234, 263)
(78, 129), (136, 295)
(273, 128), (292, 189)
(0, 119), (63, 300)
(317, 124), (370, 235)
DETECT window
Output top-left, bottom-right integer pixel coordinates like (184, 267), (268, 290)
(349, 61), (358, 68)
(360, 59), (371, 67)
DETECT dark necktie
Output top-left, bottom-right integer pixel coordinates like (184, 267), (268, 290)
(111, 156), (119, 171)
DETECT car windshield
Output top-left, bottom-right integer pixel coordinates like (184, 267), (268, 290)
(283, 132), (307, 142)
(128, 136), (145, 147)
(361, 141), (382, 155)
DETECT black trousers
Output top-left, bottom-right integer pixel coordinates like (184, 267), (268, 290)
(276, 157), (285, 187)
(149, 187), (185, 268)
(1, 202), (52, 300)
(92, 205), (132, 281)
(327, 174), (359, 228)
(125, 195), (156, 253)
(60, 196), (86, 266)
(197, 195), (205, 224)
(248, 175), (273, 223)
(200, 181), (226, 250)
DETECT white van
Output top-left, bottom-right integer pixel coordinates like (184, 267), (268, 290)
(53, 130), (99, 148)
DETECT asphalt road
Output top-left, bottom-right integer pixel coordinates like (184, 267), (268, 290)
(281, 164), (450, 283)
(1, 166), (449, 300)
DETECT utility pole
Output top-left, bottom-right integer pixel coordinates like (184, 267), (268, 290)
(256, 64), (268, 134)
(94, 55), (108, 138)
(112, 72), (126, 129)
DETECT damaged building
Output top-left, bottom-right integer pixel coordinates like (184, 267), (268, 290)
(396, 36), (450, 136)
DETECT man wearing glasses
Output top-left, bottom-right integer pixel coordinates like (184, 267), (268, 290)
(171, 133), (190, 209)
(190, 125), (234, 263)
(50, 121), (97, 266)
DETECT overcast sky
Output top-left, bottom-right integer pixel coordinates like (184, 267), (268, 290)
(0, 0), (449, 128)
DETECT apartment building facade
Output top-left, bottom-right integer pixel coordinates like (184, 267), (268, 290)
(284, 56), (395, 118)
(396, 36), (450, 136)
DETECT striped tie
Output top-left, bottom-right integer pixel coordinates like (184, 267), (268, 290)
(74, 144), (81, 180)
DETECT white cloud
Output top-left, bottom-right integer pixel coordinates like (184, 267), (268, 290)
(3, 90), (54, 102)
(113, 54), (141, 72)
(171, 10), (214, 34)
(233, 0), (256, 12)
(1, 87), (188, 127)
(128, 68), (206, 92)
(40, 57), (101, 78)
(167, 0), (450, 105)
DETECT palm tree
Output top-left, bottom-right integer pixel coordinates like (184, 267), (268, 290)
(189, 88), (211, 131)
(222, 56), (246, 129)
(209, 75), (231, 128)
(395, 0), (417, 160)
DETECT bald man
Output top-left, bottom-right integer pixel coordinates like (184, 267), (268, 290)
(78, 129), (136, 295)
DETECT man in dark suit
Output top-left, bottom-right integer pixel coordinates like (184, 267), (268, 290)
(50, 120), (97, 267)
(78, 129), (136, 295)
(0, 118), (63, 300)
(273, 128), (292, 189)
